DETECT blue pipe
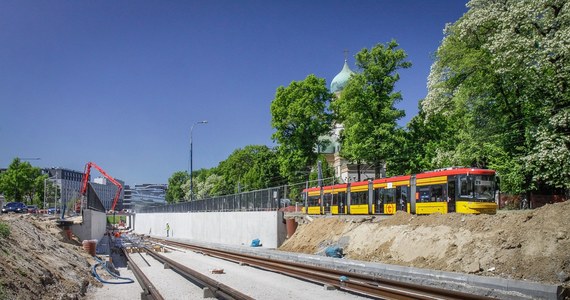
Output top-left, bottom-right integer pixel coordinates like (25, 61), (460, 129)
(91, 257), (134, 284)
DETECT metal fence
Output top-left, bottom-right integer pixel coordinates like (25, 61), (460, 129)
(138, 186), (291, 214)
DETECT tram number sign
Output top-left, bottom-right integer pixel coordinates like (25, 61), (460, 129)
(386, 205), (393, 214)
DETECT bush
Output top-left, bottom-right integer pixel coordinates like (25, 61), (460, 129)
(0, 222), (10, 239)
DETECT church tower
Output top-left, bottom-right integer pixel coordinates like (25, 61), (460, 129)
(325, 57), (376, 183)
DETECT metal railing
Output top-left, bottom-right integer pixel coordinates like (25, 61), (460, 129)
(138, 186), (290, 214)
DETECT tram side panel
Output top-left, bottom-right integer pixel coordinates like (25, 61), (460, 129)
(302, 168), (498, 216)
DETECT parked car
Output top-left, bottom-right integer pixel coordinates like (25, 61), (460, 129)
(47, 207), (60, 214)
(27, 205), (38, 214)
(1, 202), (27, 214)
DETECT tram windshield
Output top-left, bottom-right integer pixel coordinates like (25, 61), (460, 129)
(459, 175), (495, 202)
(474, 175), (495, 201)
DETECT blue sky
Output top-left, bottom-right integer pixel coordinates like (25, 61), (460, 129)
(0, 1), (468, 185)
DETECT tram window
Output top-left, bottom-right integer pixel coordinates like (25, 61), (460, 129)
(474, 175), (495, 202)
(308, 195), (320, 206)
(381, 188), (395, 203)
(331, 193), (338, 205)
(418, 186), (430, 202)
(374, 189), (381, 204)
(396, 187), (402, 202)
(459, 176), (474, 199)
(352, 191), (367, 205)
(337, 192), (347, 206)
(323, 193), (332, 206)
(401, 187), (409, 202)
(431, 185), (445, 202)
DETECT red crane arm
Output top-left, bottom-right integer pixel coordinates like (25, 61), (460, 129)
(79, 162), (123, 212)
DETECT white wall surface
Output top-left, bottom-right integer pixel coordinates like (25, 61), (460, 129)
(133, 211), (286, 248)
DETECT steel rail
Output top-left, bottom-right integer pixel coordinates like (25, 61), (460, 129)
(123, 248), (165, 300)
(142, 246), (254, 300)
(149, 237), (492, 300)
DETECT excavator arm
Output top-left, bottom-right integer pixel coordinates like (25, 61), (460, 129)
(80, 162), (123, 212)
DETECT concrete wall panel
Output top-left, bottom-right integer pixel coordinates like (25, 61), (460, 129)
(71, 209), (107, 242)
(133, 211), (285, 248)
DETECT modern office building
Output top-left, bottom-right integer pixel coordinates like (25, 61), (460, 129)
(93, 177), (126, 211)
(123, 184), (167, 212)
(44, 168), (84, 209)
(44, 168), (125, 211)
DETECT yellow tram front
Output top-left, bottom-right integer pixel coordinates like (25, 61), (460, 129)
(414, 168), (497, 215)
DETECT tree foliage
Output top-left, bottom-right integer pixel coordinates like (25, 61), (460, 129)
(331, 41), (411, 178)
(420, 0), (570, 194)
(271, 74), (333, 184)
(185, 168), (222, 200)
(212, 145), (282, 195)
(308, 155), (336, 185)
(0, 158), (44, 203)
(165, 171), (190, 203)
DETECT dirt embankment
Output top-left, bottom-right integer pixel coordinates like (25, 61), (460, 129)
(0, 214), (100, 300)
(280, 201), (570, 287)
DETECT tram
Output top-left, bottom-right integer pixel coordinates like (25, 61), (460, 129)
(303, 167), (497, 215)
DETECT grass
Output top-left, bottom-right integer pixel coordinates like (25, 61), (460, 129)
(0, 222), (10, 239)
(106, 215), (126, 224)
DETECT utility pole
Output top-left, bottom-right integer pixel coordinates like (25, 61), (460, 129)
(189, 120), (208, 201)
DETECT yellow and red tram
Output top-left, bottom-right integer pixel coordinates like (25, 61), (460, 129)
(303, 167), (497, 215)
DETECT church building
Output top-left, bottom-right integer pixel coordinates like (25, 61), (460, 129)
(319, 58), (378, 183)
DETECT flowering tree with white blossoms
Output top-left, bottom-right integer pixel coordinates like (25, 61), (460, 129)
(417, 0), (569, 194)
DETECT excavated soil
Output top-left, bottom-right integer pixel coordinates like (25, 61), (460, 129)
(1, 202), (569, 299)
(280, 201), (570, 287)
(0, 214), (100, 300)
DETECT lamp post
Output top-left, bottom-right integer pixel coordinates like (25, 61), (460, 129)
(189, 120), (208, 201)
(43, 176), (56, 214)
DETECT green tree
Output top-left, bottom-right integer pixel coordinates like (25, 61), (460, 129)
(394, 96), (472, 177)
(184, 168), (221, 200)
(213, 145), (282, 195)
(422, 0), (570, 194)
(0, 158), (44, 203)
(308, 155), (336, 185)
(165, 171), (190, 203)
(271, 74), (333, 185)
(331, 41), (411, 179)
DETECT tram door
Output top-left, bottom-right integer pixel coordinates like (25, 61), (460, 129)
(447, 177), (456, 213)
(337, 192), (346, 214)
(374, 189), (384, 214)
(398, 186), (409, 212)
(324, 193), (332, 214)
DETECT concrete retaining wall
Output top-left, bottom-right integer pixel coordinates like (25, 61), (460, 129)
(71, 209), (107, 242)
(133, 211), (287, 249)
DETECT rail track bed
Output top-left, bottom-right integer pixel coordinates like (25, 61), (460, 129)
(124, 235), (492, 300)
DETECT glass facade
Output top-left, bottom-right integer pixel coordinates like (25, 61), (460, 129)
(44, 168), (125, 211)
(124, 184), (167, 212)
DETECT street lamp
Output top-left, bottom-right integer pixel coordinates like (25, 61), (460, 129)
(43, 175), (57, 214)
(189, 120), (208, 201)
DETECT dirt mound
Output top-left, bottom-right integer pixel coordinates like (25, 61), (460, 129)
(0, 214), (100, 299)
(280, 201), (570, 287)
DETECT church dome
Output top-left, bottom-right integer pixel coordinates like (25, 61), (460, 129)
(330, 60), (354, 93)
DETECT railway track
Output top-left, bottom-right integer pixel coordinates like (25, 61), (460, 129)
(143, 236), (493, 300)
(122, 241), (253, 300)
